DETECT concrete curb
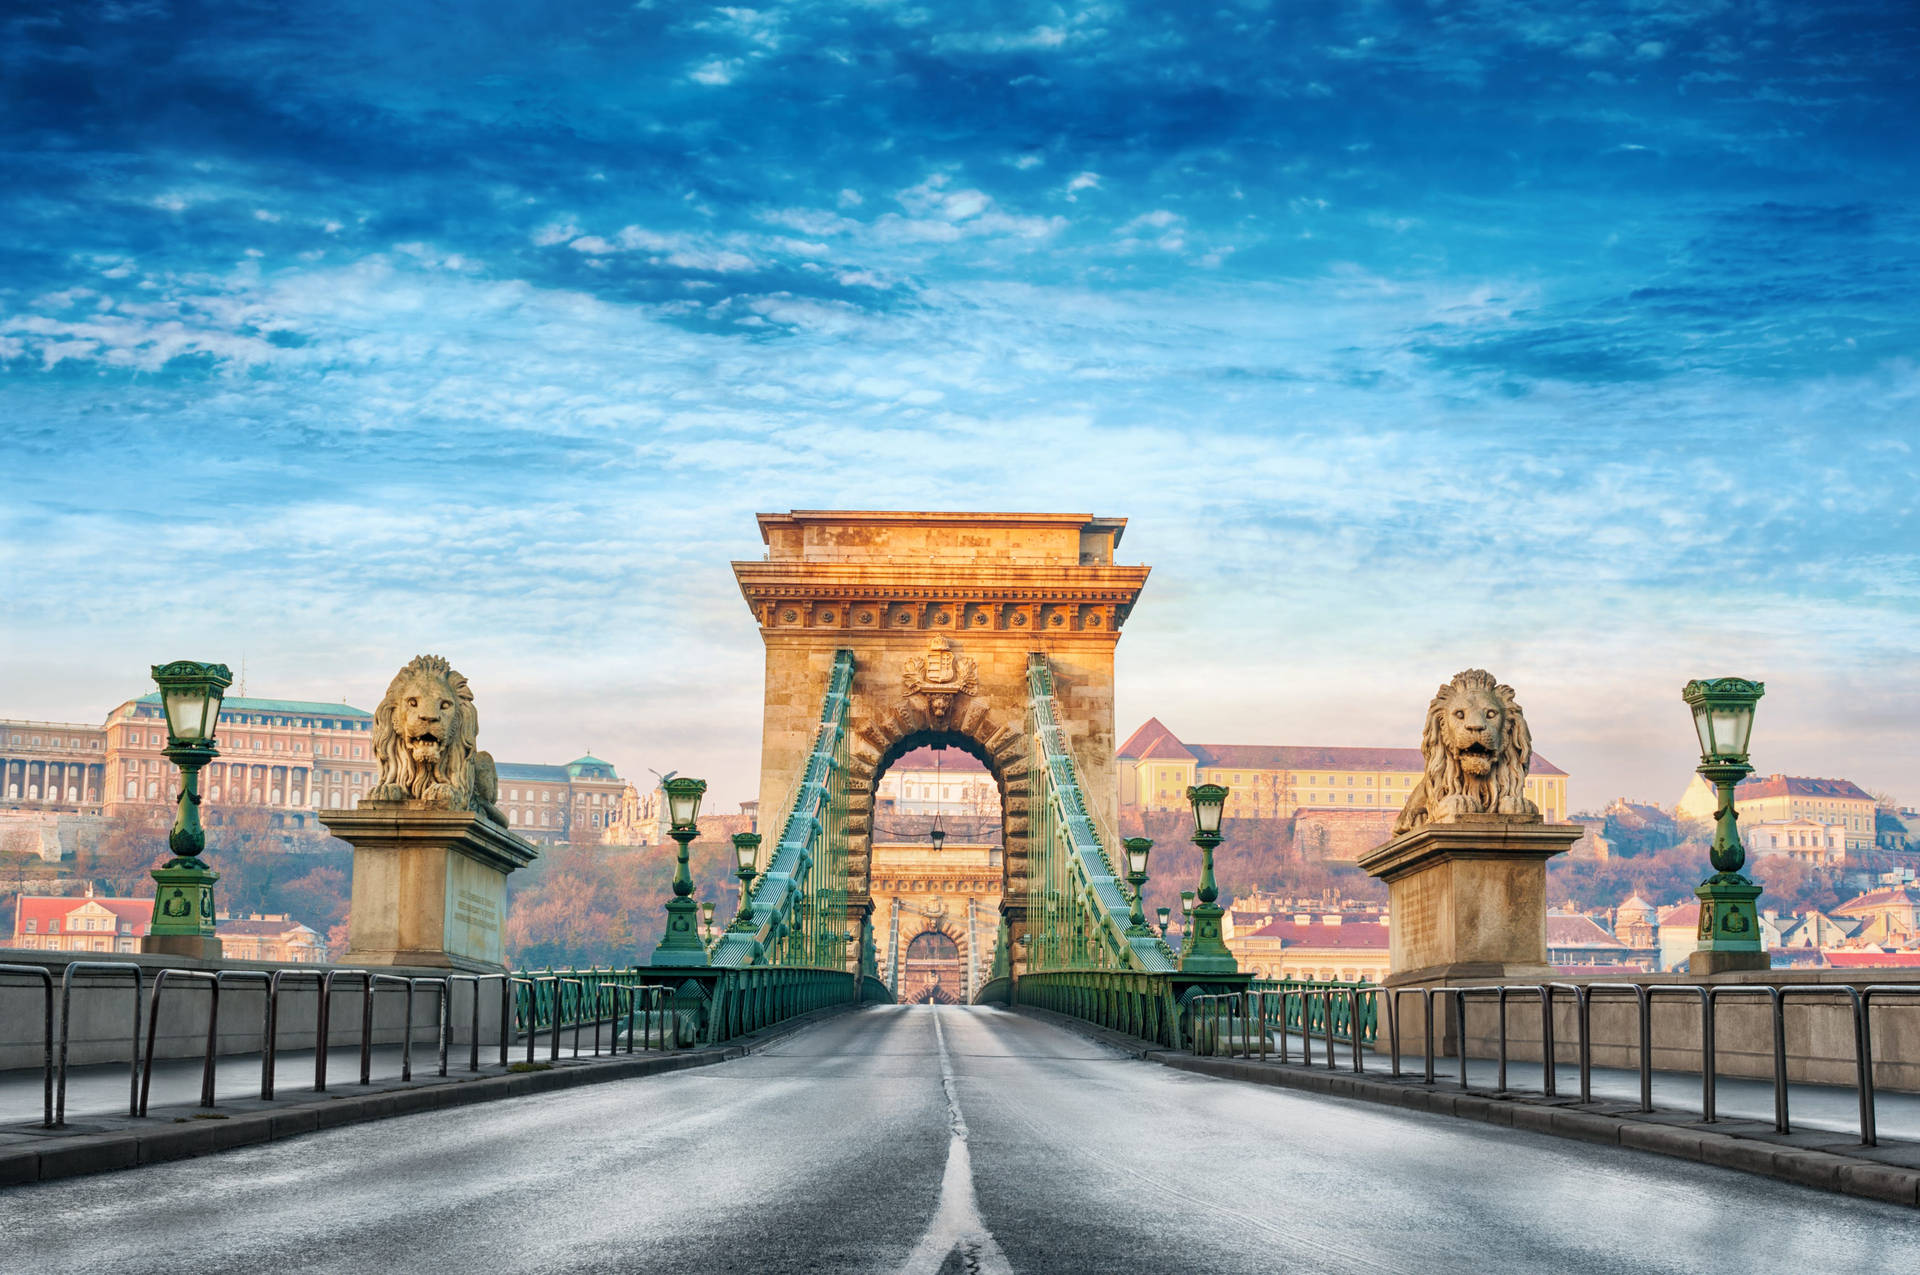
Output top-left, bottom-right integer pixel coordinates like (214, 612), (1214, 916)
(1012, 1006), (1920, 1209)
(0, 1003), (870, 1189)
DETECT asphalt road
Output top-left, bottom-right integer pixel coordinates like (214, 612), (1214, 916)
(2, 1005), (1914, 1274)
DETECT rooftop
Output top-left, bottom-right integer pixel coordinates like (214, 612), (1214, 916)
(1241, 916), (1390, 949)
(133, 693), (371, 719)
(888, 746), (989, 773)
(1546, 912), (1627, 948)
(1119, 722), (1566, 777)
(1736, 774), (1875, 803)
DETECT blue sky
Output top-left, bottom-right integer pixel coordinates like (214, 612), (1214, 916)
(4, 1), (1917, 813)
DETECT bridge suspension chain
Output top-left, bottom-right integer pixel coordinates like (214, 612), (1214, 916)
(1023, 655), (1175, 977)
(710, 650), (855, 972)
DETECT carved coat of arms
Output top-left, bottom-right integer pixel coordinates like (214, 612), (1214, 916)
(903, 634), (978, 722)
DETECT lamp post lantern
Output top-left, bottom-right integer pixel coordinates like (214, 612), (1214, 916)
(1123, 837), (1154, 936)
(1156, 906), (1172, 940)
(1179, 891), (1195, 955)
(143, 660), (232, 959)
(728, 832), (762, 932)
(1682, 678), (1769, 974)
(651, 776), (710, 966)
(1180, 784), (1238, 974)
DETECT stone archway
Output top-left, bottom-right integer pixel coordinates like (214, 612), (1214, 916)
(735, 511), (1151, 974)
(899, 923), (967, 1005)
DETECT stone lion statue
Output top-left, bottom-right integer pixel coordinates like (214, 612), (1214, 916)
(366, 655), (506, 825)
(1391, 668), (1540, 837)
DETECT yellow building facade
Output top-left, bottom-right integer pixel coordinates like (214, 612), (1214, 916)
(1676, 773), (1876, 852)
(1118, 718), (1570, 823)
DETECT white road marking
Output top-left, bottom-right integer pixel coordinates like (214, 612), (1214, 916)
(898, 1009), (1013, 1275)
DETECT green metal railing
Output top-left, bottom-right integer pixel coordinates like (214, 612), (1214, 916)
(709, 650), (854, 976)
(1249, 979), (1380, 1045)
(648, 650), (893, 1046)
(1019, 655), (1174, 979)
(1014, 970), (1183, 1046)
(510, 967), (687, 1056)
(1189, 983), (1381, 1059)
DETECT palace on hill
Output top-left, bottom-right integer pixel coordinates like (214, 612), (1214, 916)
(1, 693), (627, 845)
(1117, 718), (1570, 823)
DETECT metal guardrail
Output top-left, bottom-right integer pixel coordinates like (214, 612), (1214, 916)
(0, 963), (55, 1127)
(1, 960), (610, 1125)
(1189, 981), (1920, 1148)
(1247, 979), (1379, 1045)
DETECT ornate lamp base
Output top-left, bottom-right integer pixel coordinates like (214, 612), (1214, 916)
(1689, 874), (1769, 975)
(652, 896), (710, 966)
(142, 858), (222, 961)
(1180, 903), (1238, 975)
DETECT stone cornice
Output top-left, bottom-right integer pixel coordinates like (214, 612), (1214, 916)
(732, 562), (1151, 632)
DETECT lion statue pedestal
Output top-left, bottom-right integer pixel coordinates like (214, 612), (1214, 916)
(320, 655), (537, 973)
(1358, 815), (1581, 986)
(1357, 669), (1581, 988)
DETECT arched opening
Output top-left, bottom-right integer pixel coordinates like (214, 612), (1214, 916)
(900, 929), (964, 1005)
(865, 733), (1009, 1002)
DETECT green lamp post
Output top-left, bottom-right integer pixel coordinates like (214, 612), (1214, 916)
(1683, 678), (1769, 975)
(727, 832), (762, 932)
(1123, 837), (1155, 936)
(1156, 906), (1172, 940)
(1180, 783), (1239, 974)
(143, 660), (232, 960)
(700, 900), (716, 945)
(1179, 891), (1195, 955)
(650, 776), (710, 966)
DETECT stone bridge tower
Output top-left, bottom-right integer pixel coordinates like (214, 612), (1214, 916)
(734, 511), (1150, 965)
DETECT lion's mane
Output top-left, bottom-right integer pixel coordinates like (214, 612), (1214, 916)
(1391, 668), (1539, 837)
(368, 654), (503, 823)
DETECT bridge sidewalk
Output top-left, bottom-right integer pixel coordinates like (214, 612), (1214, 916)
(0, 1004), (855, 1187)
(1014, 1007), (1920, 1208)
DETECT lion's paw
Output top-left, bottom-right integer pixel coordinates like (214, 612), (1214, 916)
(1497, 796), (1540, 817)
(367, 783), (408, 804)
(1434, 793), (1473, 821)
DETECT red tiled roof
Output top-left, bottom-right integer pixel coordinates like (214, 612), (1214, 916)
(1546, 913), (1626, 948)
(12, 895), (151, 936)
(1554, 962), (1654, 975)
(1835, 885), (1920, 914)
(1241, 918), (1390, 949)
(215, 918), (317, 938)
(1658, 903), (1701, 927)
(1118, 722), (1566, 776)
(1115, 718), (1196, 761)
(887, 746), (988, 773)
(1735, 774), (1874, 803)
(1823, 951), (1920, 968)
(1195, 743), (1565, 777)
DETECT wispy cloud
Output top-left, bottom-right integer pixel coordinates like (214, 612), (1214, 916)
(3, 0), (1918, 807)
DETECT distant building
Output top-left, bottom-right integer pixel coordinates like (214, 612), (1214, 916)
(1227, 911), (1391, 983)
(1547, 911), (1649, 971)
(1655, 902), (1701, 972)
(1745, 818), (1848, 866)
(1614, 894), (1658, 948)
(494, 755), (625, 844)
(9, 889), (151, 954)
(215, 913), (327, 963)
(1677, 773), (1875, 853)
(1834, 883), (1920, 940)
(877, 747), (999, 815)
(2, 690), (630, 847)
(1118, 718), (1570, 823)
(1877, 807), (1920, 852)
